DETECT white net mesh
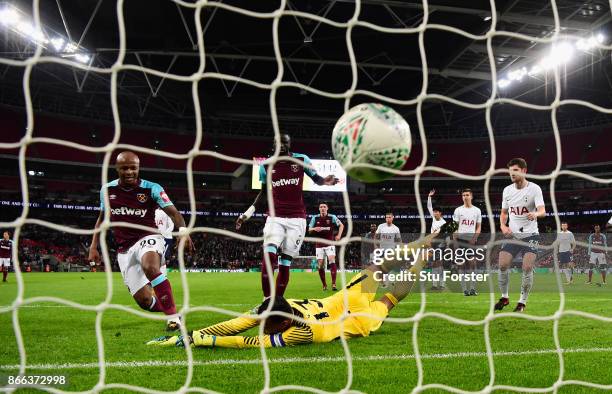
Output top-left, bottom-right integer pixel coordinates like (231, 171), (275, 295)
(1, 0), (612, 392)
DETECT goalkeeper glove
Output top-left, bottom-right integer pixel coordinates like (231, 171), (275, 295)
(146, 334), (193, 348)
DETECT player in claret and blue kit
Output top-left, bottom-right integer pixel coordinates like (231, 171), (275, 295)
(0, 231), (13, 282)
(88, 151), (193, 330)
(309, 202), (344, 291)
(236, 134), (339, 300)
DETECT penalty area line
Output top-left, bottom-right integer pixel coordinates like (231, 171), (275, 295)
(1, 347), (611, 371)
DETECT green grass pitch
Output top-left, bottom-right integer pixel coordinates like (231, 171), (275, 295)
(0, 271), (610, 393)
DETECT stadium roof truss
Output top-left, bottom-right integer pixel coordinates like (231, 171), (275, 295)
(0, 0), (610, 138)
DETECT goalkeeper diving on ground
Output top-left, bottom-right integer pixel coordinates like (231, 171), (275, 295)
(147, 221), (458, 349)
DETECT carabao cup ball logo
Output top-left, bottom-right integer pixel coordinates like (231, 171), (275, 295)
(331, 103), (411, 183)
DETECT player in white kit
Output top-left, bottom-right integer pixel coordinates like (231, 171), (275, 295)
(495, 158), (545, 313)
(557, 222), (575, 284)
(427, 190), (447, 290)
(452, 189), (482, 296)
(375, 213), (401, 288)
(155, 208), (175, 261)
(376, 213), (401, 251)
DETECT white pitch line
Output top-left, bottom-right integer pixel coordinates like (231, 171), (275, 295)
(0, 347), (610, 371)
(2, 298), (612, 309)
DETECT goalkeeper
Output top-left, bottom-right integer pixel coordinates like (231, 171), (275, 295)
(148, 222), (457, 349)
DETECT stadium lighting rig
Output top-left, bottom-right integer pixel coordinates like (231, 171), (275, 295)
(498, 34), (606, 89)
(0, 3), (91, 63)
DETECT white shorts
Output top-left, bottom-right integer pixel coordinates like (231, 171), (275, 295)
(0, 258), (10, 267)
(316, 246), (336, 260)
(589, 253), (607, 265)
(263, 217), (307, 257)
(118, 234), (166, 295)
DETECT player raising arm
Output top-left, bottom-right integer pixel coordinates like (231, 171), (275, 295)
(147, 221), (459, 349)
(495, 158), (545, 313)
(88, 151), (194, 331)
(427, 190), (446, 290)
(235, 134), (338, 300)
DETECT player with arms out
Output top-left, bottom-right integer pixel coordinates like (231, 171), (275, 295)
(586, 224), (607, 285)
(309, 202), (344, 291)
(147, 221), (459, 349)
(88, 151), (194, 330)
(452, 189), (482, 296)
(495, 158), (546, 313)
(0, 231), (13, 282)
(557, 221), (576, 285)
(236, 134), (339, 299)
(427, 190), (446, 290)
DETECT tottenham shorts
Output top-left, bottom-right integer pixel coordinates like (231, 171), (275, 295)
(501, 235), (540, 257)
(558, 251), (572, 265)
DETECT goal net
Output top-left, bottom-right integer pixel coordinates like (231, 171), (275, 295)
(1, 0), (611, 392)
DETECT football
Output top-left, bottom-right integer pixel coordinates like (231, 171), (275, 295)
(331, 103), (412, 183)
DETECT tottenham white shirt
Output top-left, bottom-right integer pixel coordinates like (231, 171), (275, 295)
(453, 205), (482, 240)
(557, 230), (575, 253)
(427, 196), (446, 233)
(502, 181), (545, 239)
(155, 208), (174, 239)
(376, 223), (401, 250)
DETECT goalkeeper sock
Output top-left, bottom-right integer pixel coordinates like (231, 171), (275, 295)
(518, 270), (533, 304)
(276, 264), (290, 297)
(151, 273), (177, 315)
(499, 269), (509, 298)
(318, 267), (327, 287)
(330, 263), (337, 286)
(261, 246), (277, 298)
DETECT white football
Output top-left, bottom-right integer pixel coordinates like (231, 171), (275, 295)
(331, 103), (411, 183)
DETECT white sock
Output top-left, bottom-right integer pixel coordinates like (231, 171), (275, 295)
(499, 269), (509, 298)
(519, 270), (534, 304)
(563, 268), (571, 282)
(439, 267), (446, 287)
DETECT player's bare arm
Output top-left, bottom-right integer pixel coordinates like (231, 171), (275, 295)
(335, 221), (344, 241)
(471, 222), (481, 244)
(312, 174), (339, 186)
(88, 211), (104, 264)
(161, 204), (194, 252)
(500, 208), (512, 235)
(236, 187), (267, 230)
(527, 205), (546, 221)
